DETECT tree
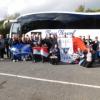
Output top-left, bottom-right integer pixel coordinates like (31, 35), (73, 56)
(5, 13), (20, 20)
(0, 13), (20, 35)
(0, 20), (9, 35)
(75, 5), (85, 12)
(76, 5), (100, 12)
(85, 8), (94, 12)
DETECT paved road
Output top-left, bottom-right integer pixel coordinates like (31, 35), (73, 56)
(0, 60), (100, 100)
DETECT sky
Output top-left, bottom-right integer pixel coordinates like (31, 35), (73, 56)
(0, 0), (100, 20)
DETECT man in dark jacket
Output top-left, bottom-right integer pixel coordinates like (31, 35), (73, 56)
(0, 34), (5, 60)
(41, 35), (52, 51)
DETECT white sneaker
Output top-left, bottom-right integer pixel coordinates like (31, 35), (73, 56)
(13, 60), (16, 62)
(0, 58), (4, 61)
(23, 58), (26, 61)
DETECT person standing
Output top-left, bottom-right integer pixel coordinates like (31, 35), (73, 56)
(8, 34), (20, 61)
(0, 34), (5, 60)
(85, 35), (93, 47)
(82, 36), (87, 45)
(41, 34), (52, 51)
(92, 36), (99, 61)
(5, 34), (10, 58)
(85, 48), (93, 68)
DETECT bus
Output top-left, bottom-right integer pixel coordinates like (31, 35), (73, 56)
(9, 12), (100, 39)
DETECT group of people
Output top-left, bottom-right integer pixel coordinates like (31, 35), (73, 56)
(0, 33), (60, 64)
(0, 33), (100, 66)
(78, 35), (100, 67)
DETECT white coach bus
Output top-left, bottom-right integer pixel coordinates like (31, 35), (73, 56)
(9, 12), (100, 39)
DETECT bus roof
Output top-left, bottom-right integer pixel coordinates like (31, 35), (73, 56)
(17, 11), (100, 20)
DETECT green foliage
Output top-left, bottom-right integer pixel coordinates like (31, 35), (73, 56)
(0, 20), (5, 34)
(76, 5), (100, 12)
(5, 13), (20, 20)
(85, 8), (94, 12)
(85, 8), (100, 12)
(0, 13), (20, 35)
(0, 20), (10, 35)
(75, 5), (85, 12)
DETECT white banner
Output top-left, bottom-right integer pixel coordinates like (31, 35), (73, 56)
(58, 36), (74, 63)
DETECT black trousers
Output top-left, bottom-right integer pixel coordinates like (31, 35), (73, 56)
(5, 47), (10, 58)
(50, 57), (59, 65)
(84, 61), (93, 68)
(0, 48), (5, 58)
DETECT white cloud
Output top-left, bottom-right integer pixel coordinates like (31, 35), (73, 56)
(0, 0), (100, 20)
(7, 0), (51, 15)
(7, 0), (26, 15)
(20, 0), (82, 14)
(0, 0), (10, 7)
(0, 6), (8, 20)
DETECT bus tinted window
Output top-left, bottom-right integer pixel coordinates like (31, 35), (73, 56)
(65, 15), (95, 29)
(18, 13), (98, 30)
(21, 20), (65, 33)
(11, 23), (21, 34)
(95, 15), (100, 28)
